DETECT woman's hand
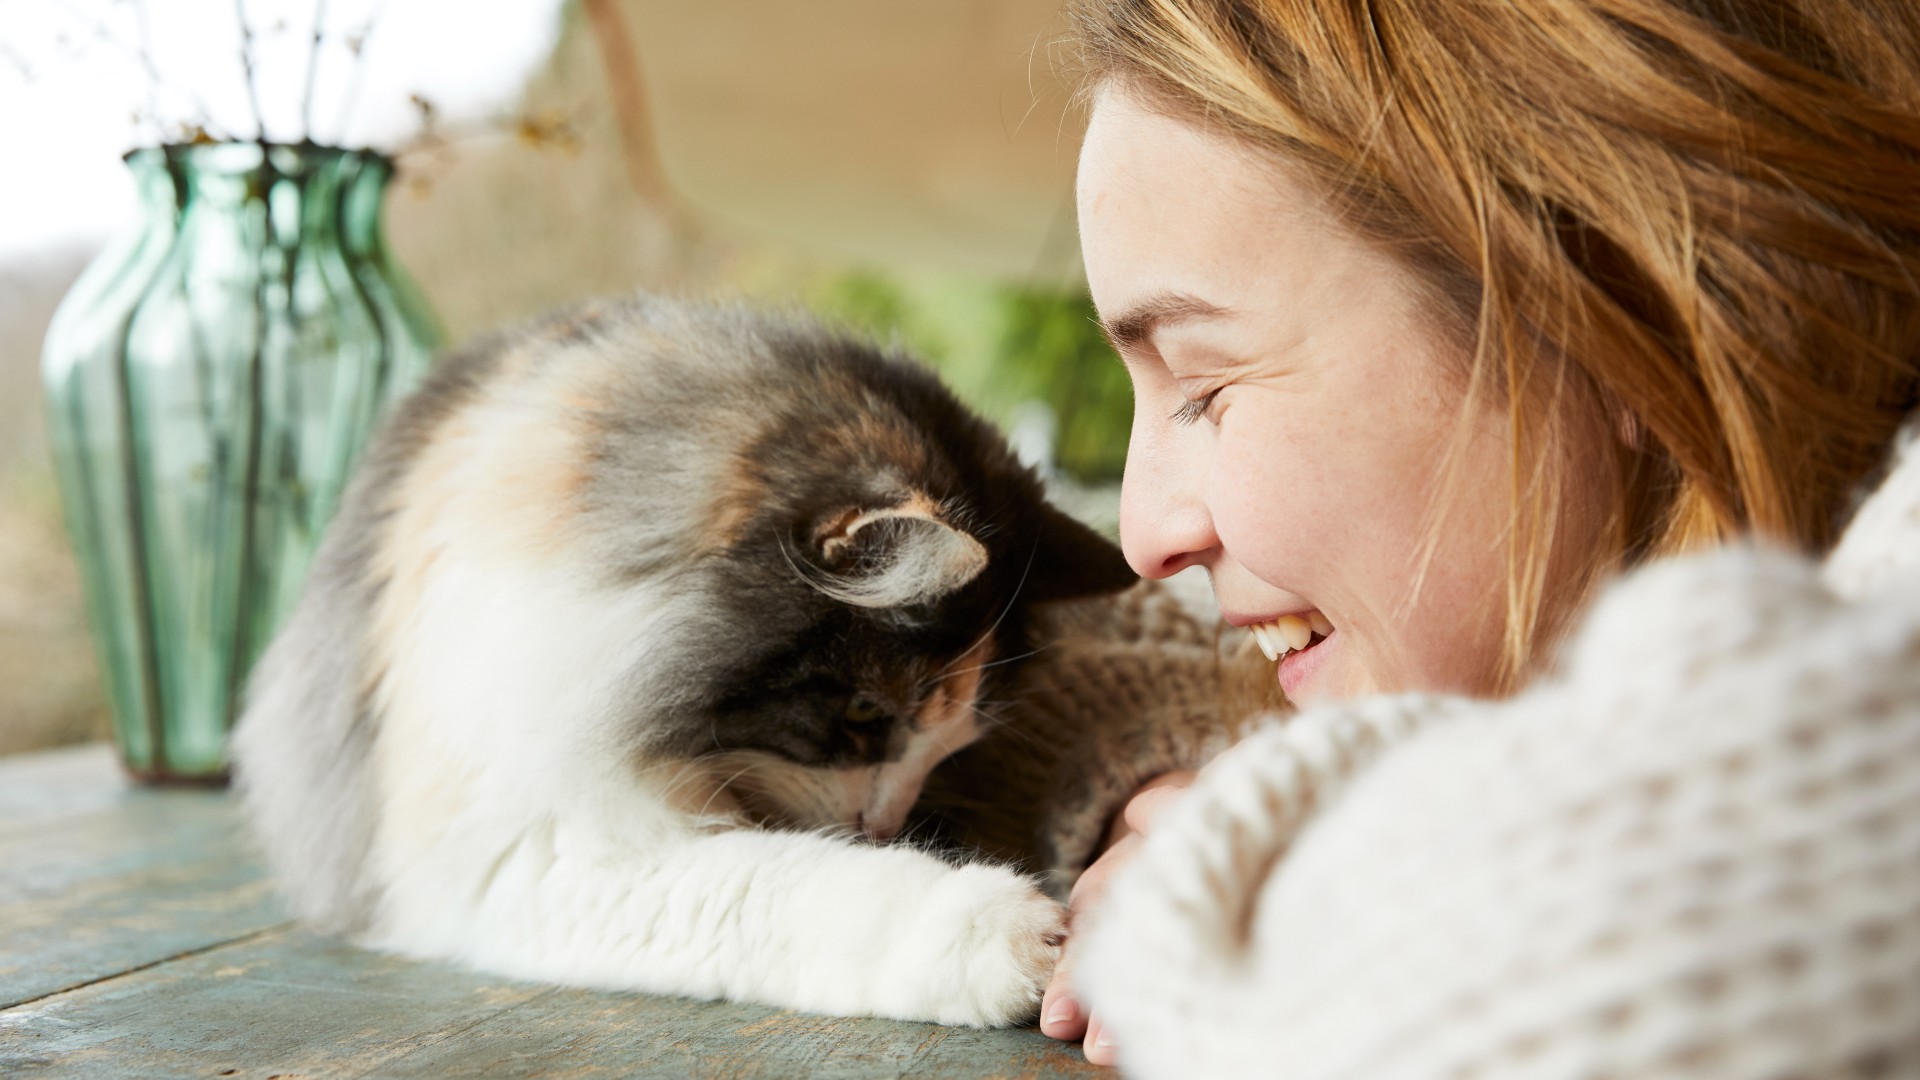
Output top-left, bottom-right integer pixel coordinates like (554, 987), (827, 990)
(1040, 770), (1196, 1067)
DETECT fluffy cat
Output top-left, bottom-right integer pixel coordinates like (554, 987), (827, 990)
(231, 294), (1149, 1026)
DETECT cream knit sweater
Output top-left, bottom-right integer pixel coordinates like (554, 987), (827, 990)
(1079, 422), (1920, 1079)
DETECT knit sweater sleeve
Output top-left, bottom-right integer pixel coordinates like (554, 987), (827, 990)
(1827, 424), (1920, 599)
(1081, 428), (1920, 1079)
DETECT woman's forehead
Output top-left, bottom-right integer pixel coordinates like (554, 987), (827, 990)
(1077, 90), (1383, 343)
(1077, 88), (1290, 230)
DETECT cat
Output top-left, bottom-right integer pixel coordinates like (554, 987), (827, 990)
(230, 293), (1151, 1027)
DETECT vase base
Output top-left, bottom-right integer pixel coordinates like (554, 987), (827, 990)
(117, 761), (232, 788)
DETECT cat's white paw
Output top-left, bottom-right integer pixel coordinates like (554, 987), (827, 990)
(907, 862), (1066, 1027)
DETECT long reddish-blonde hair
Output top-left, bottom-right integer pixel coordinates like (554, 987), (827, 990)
(1072, 0), (1920, 686)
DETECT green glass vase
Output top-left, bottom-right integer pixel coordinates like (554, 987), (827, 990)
(41, 142), (442, 783)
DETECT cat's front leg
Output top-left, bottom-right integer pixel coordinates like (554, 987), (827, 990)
(372, 824), (1064, 1026)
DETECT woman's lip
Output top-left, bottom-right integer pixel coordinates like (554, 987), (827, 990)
(1278, 630), (1335, 699)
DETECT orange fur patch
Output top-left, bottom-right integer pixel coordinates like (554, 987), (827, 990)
(920, 638), (994, 734)
(703, 450), (773, 550)
(363, 353), (612, 863)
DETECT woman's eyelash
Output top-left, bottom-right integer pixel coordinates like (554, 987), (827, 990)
(1170, 390), (1221, 426)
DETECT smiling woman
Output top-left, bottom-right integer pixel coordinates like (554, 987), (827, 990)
(1074, 0), (1920, 671)
(1078, 93), (1565, 704)
(1040, 0), (1920, 1071)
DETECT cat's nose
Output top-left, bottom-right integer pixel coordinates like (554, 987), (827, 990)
(855, 812), (899, 843)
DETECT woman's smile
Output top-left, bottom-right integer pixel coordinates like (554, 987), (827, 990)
(1223, 608), (1335, 698)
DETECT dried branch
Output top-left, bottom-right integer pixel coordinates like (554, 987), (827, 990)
(233, 0), (265, 141)
(389, 101), (581, 158)
(32, 0), (233, 140)
(128, 0), (163, 139)
(302, 0), (328, 143)
(331, 0), (390, 145)
(581, 0), (672, 210)
(513, 108), (581, 154)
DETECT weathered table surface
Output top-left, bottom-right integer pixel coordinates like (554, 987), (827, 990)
(0, 744), (1103, 1078)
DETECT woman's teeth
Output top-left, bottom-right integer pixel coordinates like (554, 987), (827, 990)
(1249, 613), (1331, 662)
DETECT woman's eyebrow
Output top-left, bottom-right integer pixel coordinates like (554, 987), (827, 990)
(1101, 292), (1232, 352)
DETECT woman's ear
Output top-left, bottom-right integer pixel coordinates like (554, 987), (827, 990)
(1025, 501), (1138, 603)
(802, 501), (988, 609)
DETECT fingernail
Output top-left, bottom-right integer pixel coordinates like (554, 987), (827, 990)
(1046, 997), (1080, 1026)
(1095, 1031), (1115, 1048)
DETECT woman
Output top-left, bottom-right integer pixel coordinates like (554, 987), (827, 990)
(1043, 0), (1920, 1072)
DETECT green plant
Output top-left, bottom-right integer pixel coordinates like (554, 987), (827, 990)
(808, 269), (1131, 484)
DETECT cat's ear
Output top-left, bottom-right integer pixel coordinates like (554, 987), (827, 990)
(804, 502), (988, 609)
(1024, 502), (1138, 603)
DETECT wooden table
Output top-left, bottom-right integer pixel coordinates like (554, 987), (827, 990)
(0, 744), (1103, 1078)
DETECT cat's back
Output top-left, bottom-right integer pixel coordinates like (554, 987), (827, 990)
(227, 304), (591, 932)
(230, 294), (961, 933)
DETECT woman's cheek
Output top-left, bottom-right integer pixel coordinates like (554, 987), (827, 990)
(1209, 420), (1319, 580)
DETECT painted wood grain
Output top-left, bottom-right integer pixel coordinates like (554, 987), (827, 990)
(0, 745), (1104, 1077)
(0, 743), (129, 830)
(3, 926), (1100, 1078)
(0, 746), (289, 1010)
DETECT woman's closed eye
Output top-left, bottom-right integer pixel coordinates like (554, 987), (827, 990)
(1169, 388), (1223, 426)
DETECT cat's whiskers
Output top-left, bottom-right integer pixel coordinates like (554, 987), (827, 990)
(694, 756), (767, 822)
(645, 766), (720, 819)
(962, 701), (1044, 750)
(630, 757), (709, 803)
(880, 816), (940, 852)
(929, 643), (1050, 689)
(695, 753), (860, 836)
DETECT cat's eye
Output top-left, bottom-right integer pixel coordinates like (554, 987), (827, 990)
(844, 696), (888, 725)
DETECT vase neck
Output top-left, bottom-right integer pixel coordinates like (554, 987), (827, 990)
(337, 155), (396, 256)
(123, 144), (393, 248)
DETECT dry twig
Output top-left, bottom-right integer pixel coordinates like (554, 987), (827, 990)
(302, 0), (328, 142)
(32, 0), (233, 140)
(233, 0), (265, 140)
(331, 0), (390, 145)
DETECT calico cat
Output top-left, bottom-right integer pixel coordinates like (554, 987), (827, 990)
(230, 294), (1144, 1027)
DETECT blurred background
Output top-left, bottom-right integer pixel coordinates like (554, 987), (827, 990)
(0, 0), (1128, 756)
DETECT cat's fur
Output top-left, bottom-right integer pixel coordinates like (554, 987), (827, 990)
(230, 295), (1144, 1026)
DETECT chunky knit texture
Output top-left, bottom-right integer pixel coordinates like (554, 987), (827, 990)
(1016, 570), (1273, 876)
(923, 571), (1273, 888)
(1079, 423), (1920, 1079)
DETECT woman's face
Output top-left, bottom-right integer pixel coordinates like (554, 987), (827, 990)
(1077, 88), (1518, 704)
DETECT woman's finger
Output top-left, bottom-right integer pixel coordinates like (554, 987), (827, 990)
(1039, 773), (1192, 1053)
(1083, 1015), (1118, 1067)
(1120, 769), (1197, 835)
(1040, 949), (1087, 1040)
(1040, 832), (1143, 1042)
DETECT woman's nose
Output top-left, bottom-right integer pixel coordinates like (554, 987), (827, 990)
(1119, 440), (1218, 579)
